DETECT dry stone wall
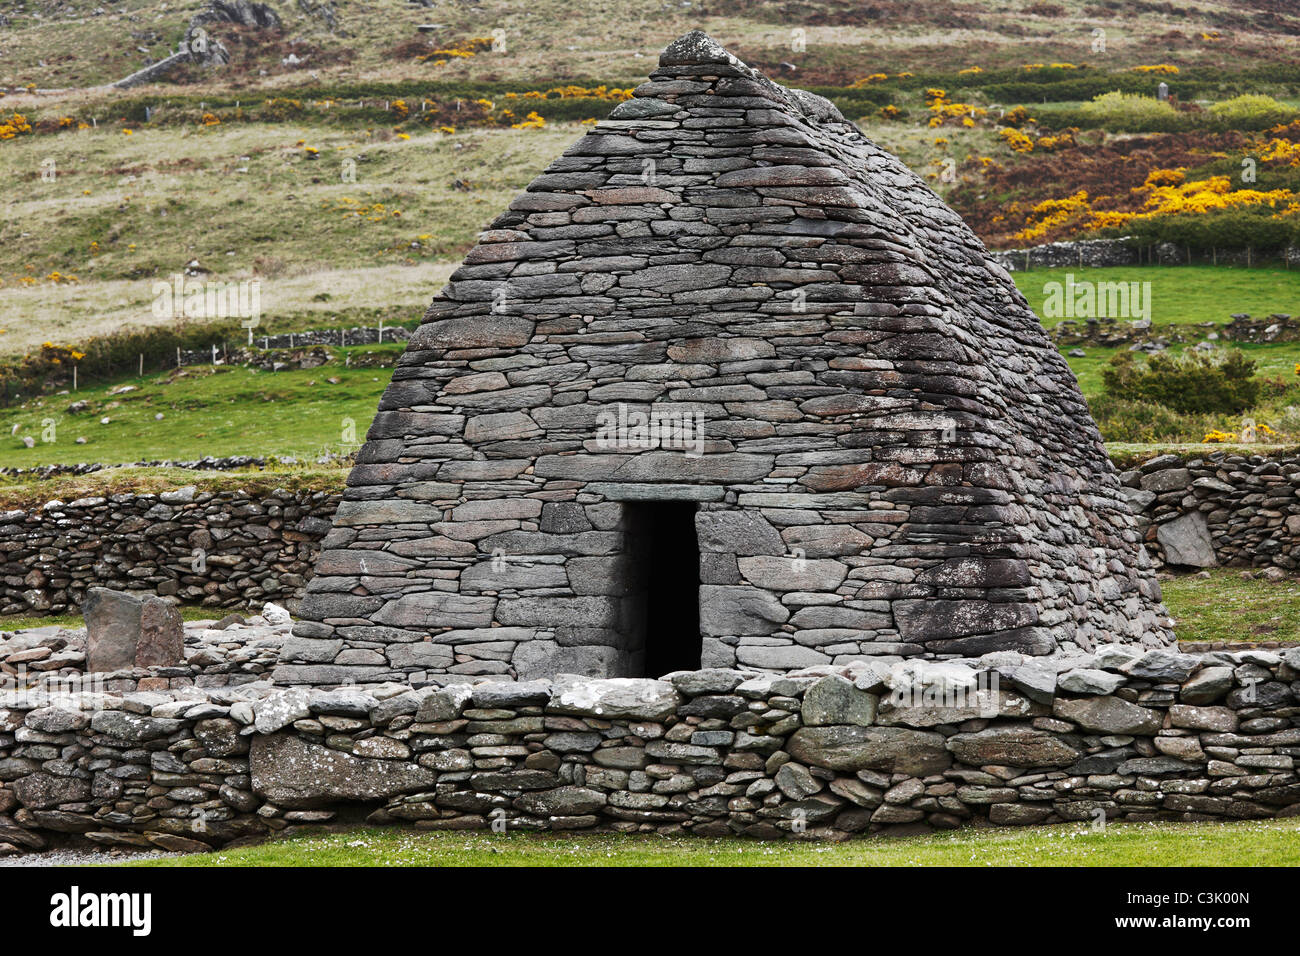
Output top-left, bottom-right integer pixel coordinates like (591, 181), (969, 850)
(3, 644), (1300, 853)
(0, 487), (337, 616)
(991, 238), (1300, 271)
(1121, 451), (1300, 571)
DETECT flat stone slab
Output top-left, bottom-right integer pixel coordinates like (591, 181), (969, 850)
(250, 732), (436, 809)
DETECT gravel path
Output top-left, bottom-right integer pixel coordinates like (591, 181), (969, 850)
(0, 847), (179, 867)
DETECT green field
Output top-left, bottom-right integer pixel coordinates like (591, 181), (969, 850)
(1013, 266), (1300, 328)
(2, 347), (396, 467)
(125, 818), (1300, 867)
(3, 309), (1298, 468)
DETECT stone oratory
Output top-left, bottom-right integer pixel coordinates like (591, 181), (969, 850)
(281, 31), (1175, 685)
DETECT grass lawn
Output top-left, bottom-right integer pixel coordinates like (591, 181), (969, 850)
(1163, 569), (1300, 644)
(1014, 265), (1300, 328)
(1, 350), (396, 467)
(125, 818), (1300, 867)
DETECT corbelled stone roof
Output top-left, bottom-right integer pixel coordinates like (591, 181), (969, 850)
(284, 32), (1175, 686)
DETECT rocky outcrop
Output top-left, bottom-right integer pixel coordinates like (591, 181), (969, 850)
(190, 0), (281, 30)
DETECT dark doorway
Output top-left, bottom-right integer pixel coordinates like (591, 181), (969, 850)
(625, 502), (701, 677)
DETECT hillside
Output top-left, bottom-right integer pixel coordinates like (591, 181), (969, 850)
(2, 0), (1300, 462)
(2, 0), (1300, 91)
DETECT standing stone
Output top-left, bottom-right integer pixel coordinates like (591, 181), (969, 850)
(137, 596), (184, 668)
(84, 588), (142, 673)
(84, 588), (184, 671)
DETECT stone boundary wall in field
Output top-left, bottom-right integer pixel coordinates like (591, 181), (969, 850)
(991, 238), (1300, 272)
(0, 488), (340, 617)
(2, 645), (1299, 853)
(1120, 451), (1300, 572)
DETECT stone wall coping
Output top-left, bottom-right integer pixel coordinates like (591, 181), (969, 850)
(3, 644), (1291, 727)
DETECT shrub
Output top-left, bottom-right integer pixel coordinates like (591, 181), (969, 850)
(1077, 91), (1181, 132)
(1208, 94), (1298, 130)
(1087, 393), (1214, 443)
(1118, 207), (1300, 252)
(261, 98), (305, 120)
(1101, 349), (1260, 415)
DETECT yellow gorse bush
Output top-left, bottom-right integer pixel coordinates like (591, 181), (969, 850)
(999, 127), (1035, 153)
(418, 36), (497, 64)
(1258, 138), (1300, 167)
(1013, 191), (1091, 241)
(1013, 173), (1300, 242)
(924, 89), (987, 128)
(847, 73), (888, 88)
(0, 112), (33, 140)
(510, 110), (545, 129)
